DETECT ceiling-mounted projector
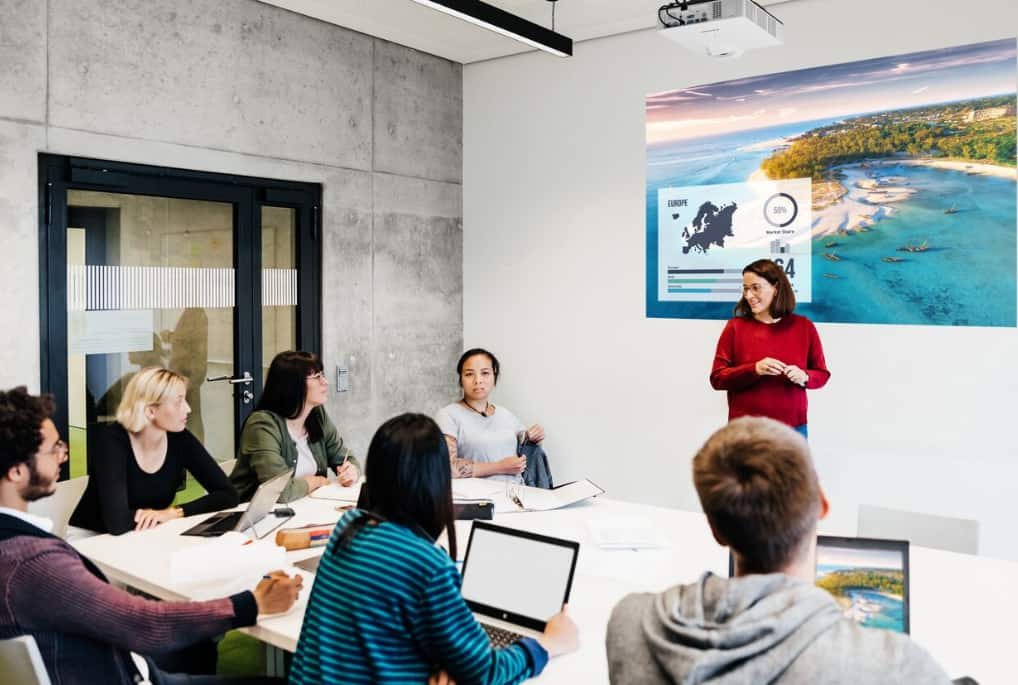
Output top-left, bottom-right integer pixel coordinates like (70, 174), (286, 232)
(658, 0), (784, 59)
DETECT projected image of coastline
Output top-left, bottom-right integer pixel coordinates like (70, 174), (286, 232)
(646, 38), (1017, 326)
(815, 545), (906, 633)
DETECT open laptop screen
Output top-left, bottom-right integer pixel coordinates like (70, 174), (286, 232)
(725, 535), (910, 634)
(816, 535), (910, 634)
(460, 521), (579, 632)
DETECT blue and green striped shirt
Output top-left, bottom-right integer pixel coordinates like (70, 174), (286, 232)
(290, 510), (548, 685)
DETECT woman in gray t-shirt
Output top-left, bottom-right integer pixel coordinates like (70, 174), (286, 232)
(434, 348), (545, 482)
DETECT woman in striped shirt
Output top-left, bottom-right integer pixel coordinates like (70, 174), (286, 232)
(290, 413), (577, 685)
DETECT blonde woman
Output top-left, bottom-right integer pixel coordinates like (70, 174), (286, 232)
(71, 367), (237, 535)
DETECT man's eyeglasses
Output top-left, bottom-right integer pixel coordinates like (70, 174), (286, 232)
(307, 371), (327, 383)
(40, 439), (69, 459)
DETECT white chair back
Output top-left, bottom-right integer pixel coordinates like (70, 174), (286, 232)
(0, 635), (53, 685)
(218, 459), (237, 477)
(27, 476), (89, 539)
(857, 504), (979, 555)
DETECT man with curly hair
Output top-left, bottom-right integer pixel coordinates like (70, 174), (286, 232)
(0, 386), (302, 685)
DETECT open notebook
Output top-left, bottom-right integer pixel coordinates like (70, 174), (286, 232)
(502, 479), (604, 513)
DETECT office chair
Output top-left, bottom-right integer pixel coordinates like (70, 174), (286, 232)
(27, 476), (89, 539)
(0, 635), (53, 685)
(857, 504), (979, 555)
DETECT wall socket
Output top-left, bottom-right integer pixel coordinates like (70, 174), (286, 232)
(335, 365), (350, 392)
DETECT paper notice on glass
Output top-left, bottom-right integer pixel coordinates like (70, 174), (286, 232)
(68, 309), (153, 354)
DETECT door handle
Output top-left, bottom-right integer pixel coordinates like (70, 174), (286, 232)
(206, 371), (253, 385)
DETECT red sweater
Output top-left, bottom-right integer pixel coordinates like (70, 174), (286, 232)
(710, 313), (830, 427)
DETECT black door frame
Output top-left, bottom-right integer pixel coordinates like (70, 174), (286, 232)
(39, 154), (322, 479)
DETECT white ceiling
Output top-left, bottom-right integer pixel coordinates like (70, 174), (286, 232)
(258, 0), (794, 64)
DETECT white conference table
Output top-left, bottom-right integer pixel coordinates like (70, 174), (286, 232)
(72, 484), (1015, 684)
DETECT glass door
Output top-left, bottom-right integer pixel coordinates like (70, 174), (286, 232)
(40, 155), (321, 481)
(65, 191), (239, 476)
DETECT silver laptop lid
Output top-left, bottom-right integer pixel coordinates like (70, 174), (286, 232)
(237, 471), (290, 532)
(460, 521), (579, 632)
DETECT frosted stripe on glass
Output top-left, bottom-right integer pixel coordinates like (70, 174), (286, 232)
(66, 265), (237, 311)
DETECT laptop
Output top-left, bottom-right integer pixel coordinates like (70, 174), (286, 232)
(726, 535), (910, 634)
(815, 535), (910, 634)
(181, 471), (291, 538)
(459, 521), (580, 648)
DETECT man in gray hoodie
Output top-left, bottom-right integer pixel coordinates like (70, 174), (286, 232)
(606, 417), (953, 685)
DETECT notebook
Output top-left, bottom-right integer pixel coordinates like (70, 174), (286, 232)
(587, 518), (667, 549)
(459, 521), (579, 647)
(502, 479), (605, 513)
(181, 472), (291, 538)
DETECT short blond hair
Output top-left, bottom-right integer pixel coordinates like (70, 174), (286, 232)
(116, 367), (188, 433)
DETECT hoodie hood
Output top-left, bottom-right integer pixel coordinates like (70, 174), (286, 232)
(641, 572), (842, 685)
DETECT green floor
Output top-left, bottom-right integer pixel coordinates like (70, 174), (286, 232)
(217, 631), (266, 676)
(67, 427), (266, 676)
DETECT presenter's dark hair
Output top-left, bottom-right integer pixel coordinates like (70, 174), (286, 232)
(344, 413), (456, 560)
(0, 387), (56, 475)
(255, 351), (326, 442)
(693, 416), (820, 574)
(734, 259), (796, 319)
(457, 348), (500, 385)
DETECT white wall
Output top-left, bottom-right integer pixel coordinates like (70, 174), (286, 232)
(464, 0), (1018, 560)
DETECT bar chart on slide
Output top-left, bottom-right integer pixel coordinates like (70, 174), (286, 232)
(656, 179), (812, 302)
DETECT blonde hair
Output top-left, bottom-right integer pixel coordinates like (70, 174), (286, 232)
(116, 367), (188, 433)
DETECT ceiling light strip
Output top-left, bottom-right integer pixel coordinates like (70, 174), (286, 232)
(410, 0), (573, 57)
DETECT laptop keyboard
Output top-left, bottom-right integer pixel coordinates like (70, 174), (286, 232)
(202, 511), (243, 533)
(481, 623), (523, 648)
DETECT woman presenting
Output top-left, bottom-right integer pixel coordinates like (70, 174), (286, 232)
(435, 348), (544, 481)
(710, 259), (830, 438)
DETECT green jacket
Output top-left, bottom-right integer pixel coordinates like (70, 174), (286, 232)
(231, 407), (360, 504)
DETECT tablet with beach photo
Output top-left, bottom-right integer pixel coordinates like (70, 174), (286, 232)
(815, 536), (909, 634)
(647, 38), (1016, 327)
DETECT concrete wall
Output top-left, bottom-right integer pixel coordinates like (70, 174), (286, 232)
(463, 0), (1018, 559)
(0, 0), (463, 460)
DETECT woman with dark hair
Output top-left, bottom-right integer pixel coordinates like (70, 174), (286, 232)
(290, 413), (577, 685)
(230, 351), (360, 503)
(435, 348), (545, 481)
(710, 259), (830, 438)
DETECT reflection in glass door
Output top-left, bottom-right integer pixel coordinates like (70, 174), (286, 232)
(261, 206), (298, 377)
(66, 191), (238, 478)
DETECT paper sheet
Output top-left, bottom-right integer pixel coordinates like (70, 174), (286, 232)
(587, 518), (669, 550)
(170, 533), (287, 590)
(309, 482), (363, 502)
